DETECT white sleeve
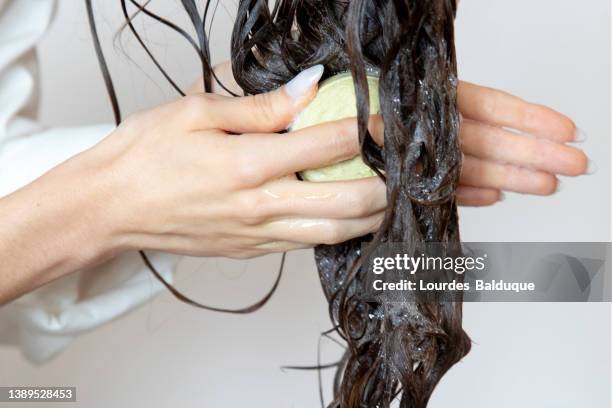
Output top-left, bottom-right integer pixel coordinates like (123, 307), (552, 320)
(0, 0), (181, 364)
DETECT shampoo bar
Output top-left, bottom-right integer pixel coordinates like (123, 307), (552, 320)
(291, 73), (379, 182)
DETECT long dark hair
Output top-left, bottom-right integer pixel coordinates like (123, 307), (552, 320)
(86, 1), (470, 406)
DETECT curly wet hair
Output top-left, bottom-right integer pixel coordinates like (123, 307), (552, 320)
(86, 1), (471, 406)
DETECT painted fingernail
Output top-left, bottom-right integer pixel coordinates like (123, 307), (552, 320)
(285, 65), (324, 102)
(574, 127), (587, 143)
(498, 192), (506, 202)
(586, 159), (598, 175)
(555, 178), (563, 193)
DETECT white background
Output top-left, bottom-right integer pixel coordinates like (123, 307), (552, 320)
(1, 1), (611, 407)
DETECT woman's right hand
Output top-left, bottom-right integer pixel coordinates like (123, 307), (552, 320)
(95, 65), (386, 259)
(2, 65), (389, 303)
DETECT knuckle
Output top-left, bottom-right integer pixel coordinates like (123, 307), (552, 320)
(480, 91), (500, 119)
(503, 163), (524, 185)
(233, 154), (266, 187)
(182, 94), (211, 119)
(369, 214), (383, 233)
(234, 192), (267, 224)
(518, 104), (539, 129)
(345, 191), (370, 218)
(123, 110), (148, 131)
(331, 120), (359, 157)
(526, 141), (544, 166)
(253, 92), (291, 130)
(321, 221), (344, 245)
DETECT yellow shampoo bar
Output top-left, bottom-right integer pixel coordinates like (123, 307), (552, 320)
(291, 73), (380, 182)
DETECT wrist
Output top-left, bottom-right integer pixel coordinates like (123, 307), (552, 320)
(66, 141), (137, 258)
(84, 130), (158, 253)
(0, 145), (130, 294)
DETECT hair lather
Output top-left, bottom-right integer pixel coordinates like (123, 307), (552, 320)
(86, 0), (471, 406)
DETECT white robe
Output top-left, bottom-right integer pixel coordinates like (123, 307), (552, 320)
(0, 0), (180, 364)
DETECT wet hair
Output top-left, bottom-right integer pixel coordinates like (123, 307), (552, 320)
(86, 0), (470, 406)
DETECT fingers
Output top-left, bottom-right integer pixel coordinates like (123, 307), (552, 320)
(187, 113), (380, 189)
(461, 119), (588, 176)
(220, 116), (384, 185)
(456, 186), (502, 207)
(458, 81), (578, 143)
(235, 177), (386, 222)
(180, 65), (324, 134)
(258, 212), (384, 246)
(461, 155), (558, 195)
(253, 241), (312, 253)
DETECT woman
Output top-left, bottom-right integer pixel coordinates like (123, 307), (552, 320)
(0, 0), (590, 363)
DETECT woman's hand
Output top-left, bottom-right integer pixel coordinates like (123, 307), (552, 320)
(455, 81), (590, 205)
(98, 65), (386, 259)
(0, 65), (388, 302)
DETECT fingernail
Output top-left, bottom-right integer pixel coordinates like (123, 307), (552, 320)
(586, 159), (598, 175)
(574, 127), (587, 143)
(498, 192), (506, 202)
(285, 65), (324, 102)
(556, 178), (563, 193)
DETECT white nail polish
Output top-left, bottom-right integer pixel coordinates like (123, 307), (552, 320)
(285, 65), (324, 102)
(586, 159), (598, 175)
(574, 127), (587, 143)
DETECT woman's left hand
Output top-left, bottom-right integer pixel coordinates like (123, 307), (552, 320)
(206, 63), (592, 207)
(455, 81), (591, 206)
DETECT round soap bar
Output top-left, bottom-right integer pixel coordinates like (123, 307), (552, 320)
(291, 73), (379, 182)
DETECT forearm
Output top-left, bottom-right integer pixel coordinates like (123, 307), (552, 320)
(0, 148), (128, 304)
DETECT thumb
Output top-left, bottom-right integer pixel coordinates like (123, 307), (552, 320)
(197, 65), (324, 134)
